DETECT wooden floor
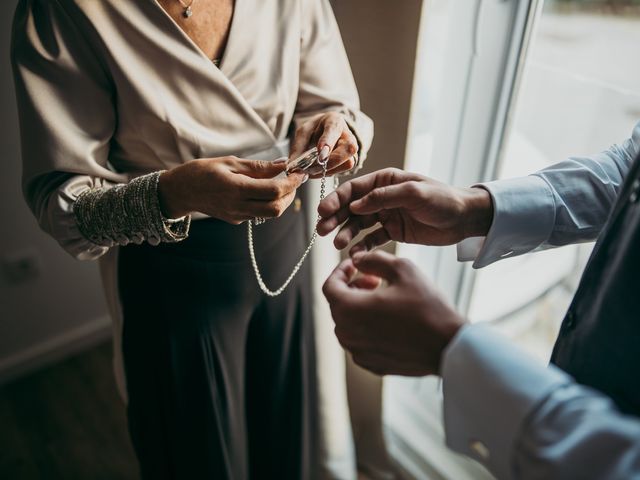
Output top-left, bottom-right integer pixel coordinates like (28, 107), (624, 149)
(0, 342), (139, 480)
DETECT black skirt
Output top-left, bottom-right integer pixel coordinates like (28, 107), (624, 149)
(118, 202), (318, 480)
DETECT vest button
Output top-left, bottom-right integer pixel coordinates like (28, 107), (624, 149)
(469, 439), (490, 460)
(564, 311), (576, 331)
(630, 179), (640, 204)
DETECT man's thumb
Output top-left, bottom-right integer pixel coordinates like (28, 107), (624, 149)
(352, 250), (401, 283)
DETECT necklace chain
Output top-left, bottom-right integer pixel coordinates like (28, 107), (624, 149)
(248, 160), (328, 297)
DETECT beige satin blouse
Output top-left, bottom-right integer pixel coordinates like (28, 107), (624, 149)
(12, 0), (373, 476)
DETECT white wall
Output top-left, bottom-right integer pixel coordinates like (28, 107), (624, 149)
(0, 0), (110, 384)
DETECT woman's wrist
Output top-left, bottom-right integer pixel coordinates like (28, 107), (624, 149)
(74, 171), (190, 247)
(460, 186), (494, 238)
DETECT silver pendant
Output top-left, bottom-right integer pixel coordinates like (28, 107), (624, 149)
(183, 6), (193, 18)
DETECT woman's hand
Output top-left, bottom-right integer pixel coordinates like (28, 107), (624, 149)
(290, 112), (359, 177)
(158, 156), (307, 224)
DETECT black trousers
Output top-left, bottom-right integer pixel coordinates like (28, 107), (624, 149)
(118, 205), (317, 479)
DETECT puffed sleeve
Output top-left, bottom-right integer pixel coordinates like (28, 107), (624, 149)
(295, 0), (374, 168)
(11, 0), (188, 260)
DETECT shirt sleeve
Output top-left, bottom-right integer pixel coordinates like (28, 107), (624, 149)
(442, 324), (640, 480)
(294, 0), (374, 167)
(11, 0), (163, 260)
(458, 121), (640, 268)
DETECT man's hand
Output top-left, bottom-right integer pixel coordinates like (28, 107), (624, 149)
(322, 250), (466, 376)
(290, 112), (359, 177)
(317, 168), (493, 255)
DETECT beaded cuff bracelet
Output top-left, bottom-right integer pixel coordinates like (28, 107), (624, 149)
(74, 171), (191, 247)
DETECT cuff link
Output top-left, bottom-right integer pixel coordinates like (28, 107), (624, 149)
(630, 179), (640, 204)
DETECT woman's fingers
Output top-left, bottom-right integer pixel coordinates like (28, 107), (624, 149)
(231, 157), (287, 179)
(309, 136), (358, 178)
(240, 171), (307, 201)
(290, 113), (358, 178)
(316, 113), (344, 160)
(328, 131), (358, 165)
(326, 131), (358, 168)
(241, 190), (297, 219)
(322, 140), (358, 174)
(194, 156), (305, 224)
(326, 159), (355, 177)
(290, 122), (315, 160)
(291, 111), (346, 162)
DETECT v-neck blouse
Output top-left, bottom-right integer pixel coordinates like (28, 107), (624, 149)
(11, 0), (373, 426)
(12, 0), (373, 261)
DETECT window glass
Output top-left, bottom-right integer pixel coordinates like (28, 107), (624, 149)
(467, 0), (640, 361)
(386, 1), (640, 478)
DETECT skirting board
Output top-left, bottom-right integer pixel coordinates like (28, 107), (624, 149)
(0, 315), (112, 387)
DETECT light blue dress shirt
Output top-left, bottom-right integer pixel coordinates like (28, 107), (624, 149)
(443, 121), (640, 479)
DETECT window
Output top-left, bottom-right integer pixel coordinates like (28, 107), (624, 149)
(385, 1), (640, 478)
(468, 0), (640, 360)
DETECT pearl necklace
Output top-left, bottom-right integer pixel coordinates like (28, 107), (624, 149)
(247, 152), (329, 297)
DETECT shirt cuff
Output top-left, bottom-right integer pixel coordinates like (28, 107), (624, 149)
(456, 176), (556, 269)
(441, 324), (569, 480)
(457, 237), (485, 262)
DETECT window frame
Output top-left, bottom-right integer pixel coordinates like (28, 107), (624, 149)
(384, 0), (542, 477)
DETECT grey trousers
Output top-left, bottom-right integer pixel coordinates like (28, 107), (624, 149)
(118, 206), (318, 480)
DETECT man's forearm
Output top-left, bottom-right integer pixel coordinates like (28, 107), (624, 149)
(458, 121), (640, 269)
(441, 324), (567, 479)
(442, 324), (640, 479)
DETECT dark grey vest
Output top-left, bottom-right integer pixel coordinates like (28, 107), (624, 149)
(551, 152), (640, 416)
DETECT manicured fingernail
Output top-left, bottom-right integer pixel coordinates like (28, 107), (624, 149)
(273, 158), (287, 165)
(320, 146), (330, 161)
(302, 175), (309, 184)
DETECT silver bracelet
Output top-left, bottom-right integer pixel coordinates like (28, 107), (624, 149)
(74, 171), (191, 247)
